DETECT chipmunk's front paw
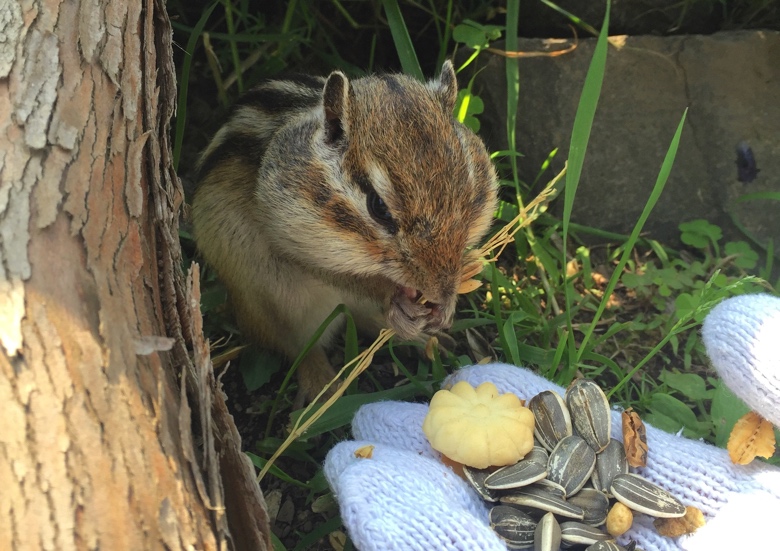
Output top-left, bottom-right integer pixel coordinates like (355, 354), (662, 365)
(388, 286), (448, 341)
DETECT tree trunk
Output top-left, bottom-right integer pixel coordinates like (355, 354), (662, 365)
(0, 1), (270, 549)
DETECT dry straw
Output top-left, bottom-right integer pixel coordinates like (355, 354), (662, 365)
(257, 165), (567, 482)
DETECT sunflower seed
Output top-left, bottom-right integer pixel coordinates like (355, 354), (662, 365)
(548, 435), (596, 497)
(530, 391), (573, 452)
(585, 542), (625, 551)
(463, 465), (499, 502)
(501, 485), (585, 520)
(490, 505), (537, 548)
(610, 473), (686, 518)
(533, 478), (567, 498)
(486, 459), (548, 490)
(592, 438), (628, 497)
(560, 522), (613, 545)
(534, 512), (562, 551)
(526, 445), (550, 466)
(566, 379), (612, 453)
(567, 488), (610, 526)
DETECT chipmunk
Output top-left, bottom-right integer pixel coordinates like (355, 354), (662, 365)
(192, 61), (498, 404)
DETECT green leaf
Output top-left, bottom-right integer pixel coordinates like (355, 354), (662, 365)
(454, 89), (484, 132)
(496, 199), (519, 223)
(200, 284), (228, 313)
(649, 393), (701, 433)
(240, 347), (284, 392)
(679, 220), (722, 250)
(710, 380), (750, 448)
(475, 20), (502, 41)
(659, 370), (710, 400)
(674, 292), (700, 322)
(452, 21), (501, 49)
(712, 272), (729, 287)
(679, 231), (707, 249)
(271, 533), (288, 551)
(644, 411), (685, 435)
(620, 272), (647, 288)
(725, 241), (759, 269)
(307, 468), (331, 494)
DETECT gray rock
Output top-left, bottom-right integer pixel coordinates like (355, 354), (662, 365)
(461, 31), (780, 248)
(518, 0), (723, 37)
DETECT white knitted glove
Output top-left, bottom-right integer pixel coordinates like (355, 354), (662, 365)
(324, 294), (780, 550)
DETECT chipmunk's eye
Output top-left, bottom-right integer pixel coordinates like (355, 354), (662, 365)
(367, 190), (396, 232)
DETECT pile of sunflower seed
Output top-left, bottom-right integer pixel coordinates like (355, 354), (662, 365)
(463, 380), (687, 551)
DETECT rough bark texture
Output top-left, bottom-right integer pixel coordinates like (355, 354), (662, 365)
(0, 1), (270, 549)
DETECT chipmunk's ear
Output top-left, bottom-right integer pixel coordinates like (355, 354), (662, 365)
(430, 60), (458, 113)
(323, 71), (350, 146)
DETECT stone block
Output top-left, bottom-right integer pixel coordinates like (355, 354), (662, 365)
(463, 31), (779, 248)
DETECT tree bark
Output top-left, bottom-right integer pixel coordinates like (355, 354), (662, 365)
(0, 1), (270, 549)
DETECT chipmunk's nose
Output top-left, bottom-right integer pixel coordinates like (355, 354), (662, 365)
(416, 273), (456, 301)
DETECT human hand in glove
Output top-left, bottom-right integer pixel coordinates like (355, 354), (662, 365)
(324, 294), (780, 550)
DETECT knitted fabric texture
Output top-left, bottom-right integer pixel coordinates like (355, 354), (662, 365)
(702, 293), (780, 427)
(324, 443), (506, 550)
(324, 294), (780, 550)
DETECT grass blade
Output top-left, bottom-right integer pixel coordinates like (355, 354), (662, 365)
(436, 0), (455, 68)
(562, 2), (609, 239)
(736, 191), (780, 203)
(764, 238), (774, 281)
(577, 109), (688, 362)
(223, 0), (244, 93)
(245, 452), (311, 489)
(382, 0), (424, 80)
(293, 516), (344, 551)
(505, 0), (520, 189)
(502, 312), (522, 366)
(294, 385), (422, 438)
(264, 304), (352, 436)
(537, 0), (599, 36)
(560, 0), (610, 380)
(173, 0), (219, 171)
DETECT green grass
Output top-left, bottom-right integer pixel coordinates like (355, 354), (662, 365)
(171, 1), (780, 548)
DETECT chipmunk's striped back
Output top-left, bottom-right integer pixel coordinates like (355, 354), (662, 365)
(196, 74), (326, 181)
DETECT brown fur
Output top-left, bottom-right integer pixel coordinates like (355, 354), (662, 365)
(192, 62), (498, 404)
